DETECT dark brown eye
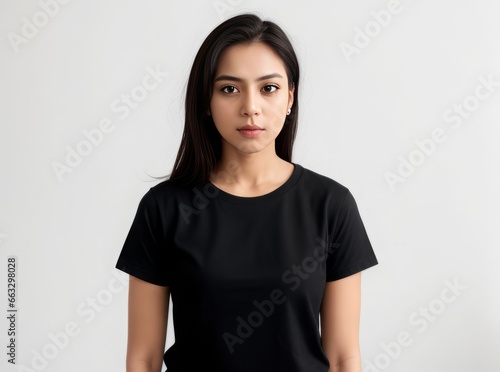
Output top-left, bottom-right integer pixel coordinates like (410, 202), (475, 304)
(221, 86), (238, 94)
(262, 85), (278, 93)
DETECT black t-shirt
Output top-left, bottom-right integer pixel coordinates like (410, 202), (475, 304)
(115, 162), (378, 371)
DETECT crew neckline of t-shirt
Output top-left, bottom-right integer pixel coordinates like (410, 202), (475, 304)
(208, 162), (303, 205)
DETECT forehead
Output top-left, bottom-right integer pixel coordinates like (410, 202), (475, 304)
(215, 42), (287, 76)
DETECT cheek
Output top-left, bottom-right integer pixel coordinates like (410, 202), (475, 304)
(210, 99), (233, 130)
(211, 97), (234, 117)
(265, 97), (288, 119)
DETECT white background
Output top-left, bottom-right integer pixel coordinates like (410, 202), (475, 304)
(1, 0), (499, 371)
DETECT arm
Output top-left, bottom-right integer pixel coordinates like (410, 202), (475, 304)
(126, 275), (170, 372)
(320, 272), (362, 372)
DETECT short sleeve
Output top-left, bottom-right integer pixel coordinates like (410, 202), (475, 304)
(326, 189), (378, 281)
(115, 188), (171, 286)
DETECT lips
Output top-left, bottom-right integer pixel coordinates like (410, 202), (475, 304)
(238, 125), (264, 138)
(238, 124), (263, 131)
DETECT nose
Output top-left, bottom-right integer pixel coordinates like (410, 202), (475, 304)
(241, 91), (261, 117)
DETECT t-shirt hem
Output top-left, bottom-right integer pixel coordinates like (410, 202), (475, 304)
(115, 259), (170, 287)
(326, 256), (379, 282)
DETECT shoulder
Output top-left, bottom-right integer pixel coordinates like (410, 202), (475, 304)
(138, 178), (198, 213)
(149, 178), (196, 198)
(297, 164), (350, 202)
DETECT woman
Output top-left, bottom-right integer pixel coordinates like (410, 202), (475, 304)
(116, 13), (378, 372)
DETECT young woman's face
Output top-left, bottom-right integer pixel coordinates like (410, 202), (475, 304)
(210, 42), (294, 156)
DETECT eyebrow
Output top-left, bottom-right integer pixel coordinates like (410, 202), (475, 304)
(214, 73), (284, 83)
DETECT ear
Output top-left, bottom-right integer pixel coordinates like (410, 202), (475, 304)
(288, 83), (295, 108)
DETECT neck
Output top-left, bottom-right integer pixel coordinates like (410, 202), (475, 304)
(211, 142), (288, 187)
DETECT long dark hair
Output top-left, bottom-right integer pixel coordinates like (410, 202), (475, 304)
(167, 13), (300, 186)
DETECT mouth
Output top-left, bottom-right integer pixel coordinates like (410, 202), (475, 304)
(238, 124), (263, 131)
(238, 127), (264, 138)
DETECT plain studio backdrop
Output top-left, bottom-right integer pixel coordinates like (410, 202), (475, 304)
(1, 0), (499, 371)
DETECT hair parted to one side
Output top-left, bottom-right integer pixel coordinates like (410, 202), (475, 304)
(167, 13), (300, 186)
